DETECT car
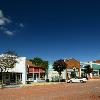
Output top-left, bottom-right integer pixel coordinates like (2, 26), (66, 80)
(67, 77), (87, 83)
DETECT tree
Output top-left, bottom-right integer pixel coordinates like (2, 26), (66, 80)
(30, 57), (43, 66)
(53, 59), (67, 82)
(42, 61), (48, 70)
(84, 65), (93, 79)
(42, 61), (49, 79)
(0, 51), (18, 88)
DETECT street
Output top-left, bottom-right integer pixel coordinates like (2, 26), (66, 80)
(0, 80), (100, 100)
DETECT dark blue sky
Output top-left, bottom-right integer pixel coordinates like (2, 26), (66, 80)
(0, 0), (100, 62)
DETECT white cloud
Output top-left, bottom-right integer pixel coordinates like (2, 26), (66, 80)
(0, 19), (5, 25)
(0, 9), (24, 36)
(4, 30), (14, 36)
(0, 10), (13, 36)
(0, 10), (11, 26)
(19, 23), (24, 27)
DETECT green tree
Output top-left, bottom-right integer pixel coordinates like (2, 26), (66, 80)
(30, 57), (43, 66)
(53, 59), (67, 82)
(0, 51), (18, 88)
(84, 65), (93, 79)
(42, 61), (49, 79)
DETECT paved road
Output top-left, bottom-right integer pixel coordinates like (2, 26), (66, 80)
(0, 80), (100, 100)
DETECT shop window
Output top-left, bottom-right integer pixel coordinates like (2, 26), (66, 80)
(92, 71), (99, 76)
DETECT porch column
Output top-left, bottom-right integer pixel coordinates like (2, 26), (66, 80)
(39, 72), (40, 80)
(78, 68), (80, 77)
(20, 74), (22, 81)
(66, 68), (68, 80)
(39, 69), (40, 80)
(98, 70), (99, 77)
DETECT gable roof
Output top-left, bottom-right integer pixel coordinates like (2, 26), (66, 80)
(93, 60), (100, 64)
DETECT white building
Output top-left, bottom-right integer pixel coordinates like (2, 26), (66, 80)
(48, 64), (66, 81)
(0, 56), (27, 84)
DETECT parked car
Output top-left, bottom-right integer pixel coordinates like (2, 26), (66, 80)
(67, 77), (87, 83)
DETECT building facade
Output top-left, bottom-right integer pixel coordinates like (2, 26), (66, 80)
(0, 57), (27, 84)
(65, 58), (80, 79)
(26, 61), (45, 82)
(48, 58), (80, 81)
(48, 64), (66, 81)
(80, 61), (100, 78)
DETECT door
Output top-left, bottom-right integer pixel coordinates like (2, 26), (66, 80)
(34, 73), (39, 82)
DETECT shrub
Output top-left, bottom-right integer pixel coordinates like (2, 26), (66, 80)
(60, 79), (66, 82)
(46, 79), (49, 82)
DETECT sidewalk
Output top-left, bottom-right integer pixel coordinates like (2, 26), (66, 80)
(21, 82), (60, 87)
(0, 82), (63, 88)
(0, 84), (21, 88)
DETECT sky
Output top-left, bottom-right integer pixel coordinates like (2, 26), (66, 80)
(0, 0), (100, 63)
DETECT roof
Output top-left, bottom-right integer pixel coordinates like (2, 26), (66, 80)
(93, 60), (100, 63)
(26, 60), (43, 68)
(26, 60), (35, 67)
(65, 58), (80, 68)
(65, 58), (80, 62)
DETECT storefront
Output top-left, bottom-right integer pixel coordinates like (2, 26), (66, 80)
(0, 57), (26, 85)
(26, 61), (45, 82)
(65, 58), (80, 79)
(0, 72), (22, 84)
(92, 64), (100, 77)
(80, 61), (100, 78)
